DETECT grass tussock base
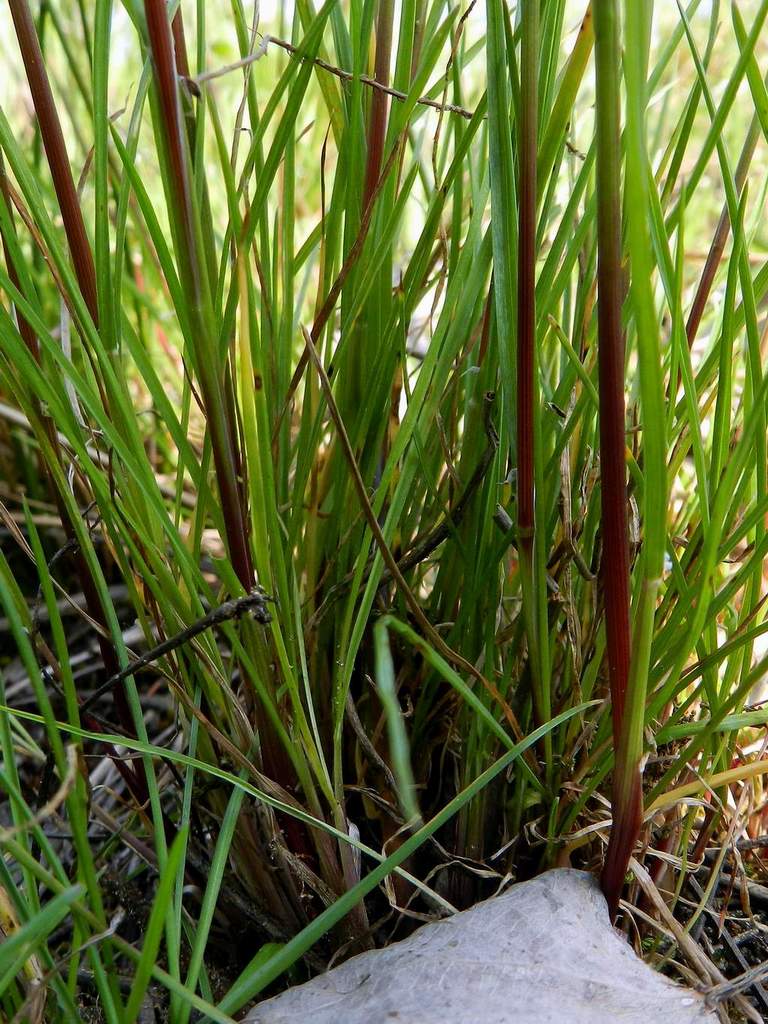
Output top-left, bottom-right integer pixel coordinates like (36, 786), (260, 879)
(1, 1), (768, 1021)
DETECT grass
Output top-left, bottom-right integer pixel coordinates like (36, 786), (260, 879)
(1, 0), (768, 1020)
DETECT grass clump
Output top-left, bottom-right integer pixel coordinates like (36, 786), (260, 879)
(1, 1), (768, 1020)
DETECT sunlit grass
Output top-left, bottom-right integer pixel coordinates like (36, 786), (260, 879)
(1, 1), (768, 1021)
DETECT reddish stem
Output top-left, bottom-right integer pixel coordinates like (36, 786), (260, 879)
(362, 0), (395, 212)
(7, 2), (149, 802)
(8, 0), (99, 326)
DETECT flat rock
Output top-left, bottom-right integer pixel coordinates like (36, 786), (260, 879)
(244, 868), (715, 1024)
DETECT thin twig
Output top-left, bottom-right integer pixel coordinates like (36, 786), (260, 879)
(716, 917), (768, 1014)
(345, 690), (399, 795)
(630, 857), (761, 1023)
(189, 34), (475, 120)
(706, 962), (768, 1011)
(80, 589), (272, 713)
(730, 835), (768, 851)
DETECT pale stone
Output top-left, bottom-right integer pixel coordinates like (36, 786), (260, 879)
(244, 868), (716, 1023)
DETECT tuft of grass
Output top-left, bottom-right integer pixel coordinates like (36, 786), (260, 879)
(0, 1), (767, 1020)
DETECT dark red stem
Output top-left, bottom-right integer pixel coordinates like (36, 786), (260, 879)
(362, 0), (395, 212)
(8, 0), (99, 327)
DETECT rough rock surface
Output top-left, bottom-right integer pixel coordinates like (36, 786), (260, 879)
(244, 868), (716, 1023)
